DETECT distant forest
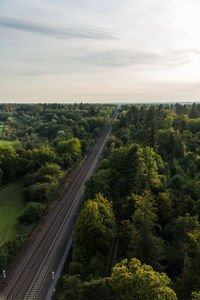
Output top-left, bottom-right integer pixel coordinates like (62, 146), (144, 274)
(57, 103), (200, 300)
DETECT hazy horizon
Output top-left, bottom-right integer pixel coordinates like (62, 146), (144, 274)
(1, 0), (200, 103)
(0, 100), (198, 105)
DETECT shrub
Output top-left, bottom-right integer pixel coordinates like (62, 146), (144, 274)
(18, 202), (44, 224)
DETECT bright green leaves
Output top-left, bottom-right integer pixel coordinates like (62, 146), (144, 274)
(109, 258), (177, 300)
(61, 258), (177, 300)
(56, 138), (81, 158)
(71, 194), (115, 278)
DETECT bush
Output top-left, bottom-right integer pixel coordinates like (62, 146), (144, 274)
(24, 182), (56, 203)
(0, 234), (26, 270)
(18, 202), (44, 224)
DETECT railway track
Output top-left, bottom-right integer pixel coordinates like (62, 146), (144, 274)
(0, 116), (116, 300)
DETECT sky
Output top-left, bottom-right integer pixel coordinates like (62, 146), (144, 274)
(0, 0), (200, 103)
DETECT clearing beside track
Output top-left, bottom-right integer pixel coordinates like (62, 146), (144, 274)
(0, 180), (25, 246)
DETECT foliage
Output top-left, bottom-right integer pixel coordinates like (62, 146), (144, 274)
(56, 138), (81, 158)
(18, 202), (44, 224)
(0, 140), (14, 146)
(0, 234), (26, 270)
(0, 145), (18, 183)
(192, 292), (200, 299)
(127, 192), (165, 270)
(4, 103), (200, 299)
(0, 103), (115, 272)
(108, 258), (177, 300)
(24, 182), (57, 203)
(25, 163), (63, 185)
(71, 193), (115, 278)
(60, 258), (177, 300)
(60, 103), (200, 299)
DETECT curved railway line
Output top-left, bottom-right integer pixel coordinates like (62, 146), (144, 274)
(0, 116), (116, 300)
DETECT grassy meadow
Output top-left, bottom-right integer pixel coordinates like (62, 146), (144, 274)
(0, 180), (25, 246)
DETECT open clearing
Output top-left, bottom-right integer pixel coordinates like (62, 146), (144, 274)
(0, 180), (25, 246)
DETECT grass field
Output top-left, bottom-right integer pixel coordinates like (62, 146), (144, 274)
(0, 180), (25, 246)
(0, 140), (14, 146)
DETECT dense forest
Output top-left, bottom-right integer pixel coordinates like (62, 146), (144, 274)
(57, 103), (200, 300)
(0, 103), (115, 271)
(2, 103), (200, 299)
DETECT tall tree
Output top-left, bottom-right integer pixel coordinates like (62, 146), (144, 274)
(108, 258), (177, 300)
(128, 192), (165, 270)
(71, 193), (115, 278)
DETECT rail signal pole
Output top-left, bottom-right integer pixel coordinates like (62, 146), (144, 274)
(52, 271), (55, 293)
